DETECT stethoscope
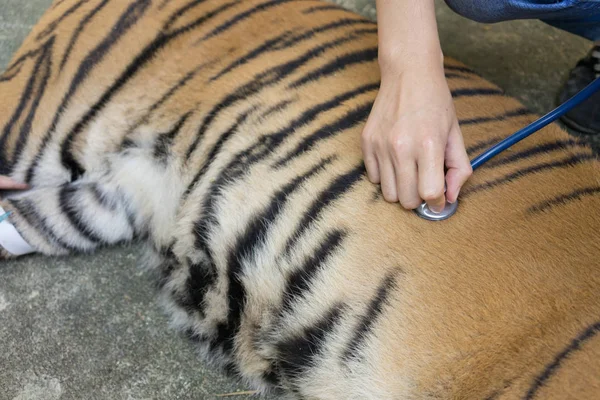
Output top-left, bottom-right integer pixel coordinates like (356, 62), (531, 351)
(415, 75), (600, 221)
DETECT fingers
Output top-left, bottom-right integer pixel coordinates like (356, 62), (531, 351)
(417, 138), (446, 213)
(394, 154), (419, 210)
(364, 124), (447, 210)
(362, 129), (380, 184)
(363, 125), (398, 202)
(0, 175), (29, 190)
(444, 124), (472, 203)
(360, 75), (470, 211)
(379, 154), (398, 202)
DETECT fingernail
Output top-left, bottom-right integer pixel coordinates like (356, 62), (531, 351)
(429, 205), (444, 214)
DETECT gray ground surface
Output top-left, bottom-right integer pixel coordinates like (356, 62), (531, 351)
(0, 1), (594, 399)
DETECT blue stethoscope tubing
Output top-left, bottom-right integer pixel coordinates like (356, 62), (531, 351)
(470, 76), (600, 170)
(414, 75), (600, 221)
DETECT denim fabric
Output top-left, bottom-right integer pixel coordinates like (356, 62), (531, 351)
(444, 0), (600, 40)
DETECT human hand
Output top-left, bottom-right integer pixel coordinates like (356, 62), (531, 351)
(361, 64), (472, 213)
(0, 175), (29, 190)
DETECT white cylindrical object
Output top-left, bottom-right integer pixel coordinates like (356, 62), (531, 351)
(0, 205), (35, 256)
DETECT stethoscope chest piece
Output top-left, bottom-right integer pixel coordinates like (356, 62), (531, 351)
(414, 200), (458, 221)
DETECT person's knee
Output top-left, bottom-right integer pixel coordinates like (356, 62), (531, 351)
(444, 0), (502, 23)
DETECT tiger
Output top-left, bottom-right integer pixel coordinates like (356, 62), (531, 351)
(1, 0), (599, 398)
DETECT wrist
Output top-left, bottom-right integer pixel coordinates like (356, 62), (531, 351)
(378, 47), (444, 78)
(379, 48), (445, 82)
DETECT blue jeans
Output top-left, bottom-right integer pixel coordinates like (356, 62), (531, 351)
(444, 0), (600, 41)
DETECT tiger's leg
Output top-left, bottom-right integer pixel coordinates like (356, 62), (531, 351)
(0, 180), (136, 258)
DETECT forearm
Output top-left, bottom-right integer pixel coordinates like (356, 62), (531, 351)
(376, 0), (444, 76)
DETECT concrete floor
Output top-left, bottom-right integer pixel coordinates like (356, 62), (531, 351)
(0, 1), (594, 399)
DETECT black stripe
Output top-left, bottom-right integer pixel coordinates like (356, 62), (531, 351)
(177, 257), (218, 316)
(149, 62), (211, 115)
(196, 0), (299, 43)
(462, 154), (596, 197)
(12, 39), (55, 173)
(481, 140), (586, 169)
(451, 88), (504, 98)
(164, 0), (208, 30)
(158, 0), (173, 10)
(302, 4), (346, 14)
(184, 81), (378, 200)
(283, 164), (365, 256)
(57, 0), (151, 178)
(36, 0), (88, 40)
(276, 304), (345, 383)
(528, 186), (600, 214)
(30, 0), (235, 183)
(153, 112), (192, 162)
(444, 64), (480, 76)
(273, 101), (373, 168)
(188, 212), (228, 319)
(262, 370), (280, 386)
(341, 269), (399, 362)
(0, 38), (54, 175)
(288, 47), (378, 88)
(444, 72), (471, 80)
(210, 30), (296, 81)
(188, 108), (266, 292)
(88, 183), (117, 211)
(272, 81), (377, 138)
(51, 0), (69, 10)
(524, 321), (600, 399)
(121, 60), (213, 148)
(1, 47), (42, 82)
(260, 98), (295, 119)
(0, 63), (24, 82)
(185, 106), (257, 196)
(186, 149), (330, 338)
(9, 197), (73, 251)
(214, 19), (374, 83)
(191, 140), (260, 255)
(184, 35), (375, 162)
(349, 27), (378, 35)
(231, 157), (335, 271)
(275, 18), (374, 49)
(459, 107), (531, 126)
(26, 0), (152, 182)
(59, 0), (111, 71)
(0, 44), (47, 172)
(280, 230), (346, 313)
(466, 136), (505, 156)
(215, 158), (335, 352)
(59, 184), (105, 244)
(185, 121), (280, 322)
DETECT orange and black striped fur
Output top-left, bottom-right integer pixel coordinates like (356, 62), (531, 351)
(1, 0), (600, 398)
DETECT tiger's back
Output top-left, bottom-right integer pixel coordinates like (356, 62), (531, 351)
(1, 0), (599, 398)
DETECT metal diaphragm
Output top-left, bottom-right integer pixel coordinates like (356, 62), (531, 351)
(414, 200), (458, 221)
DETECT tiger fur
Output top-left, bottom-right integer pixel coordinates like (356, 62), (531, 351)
(1, 0), (600, 398)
